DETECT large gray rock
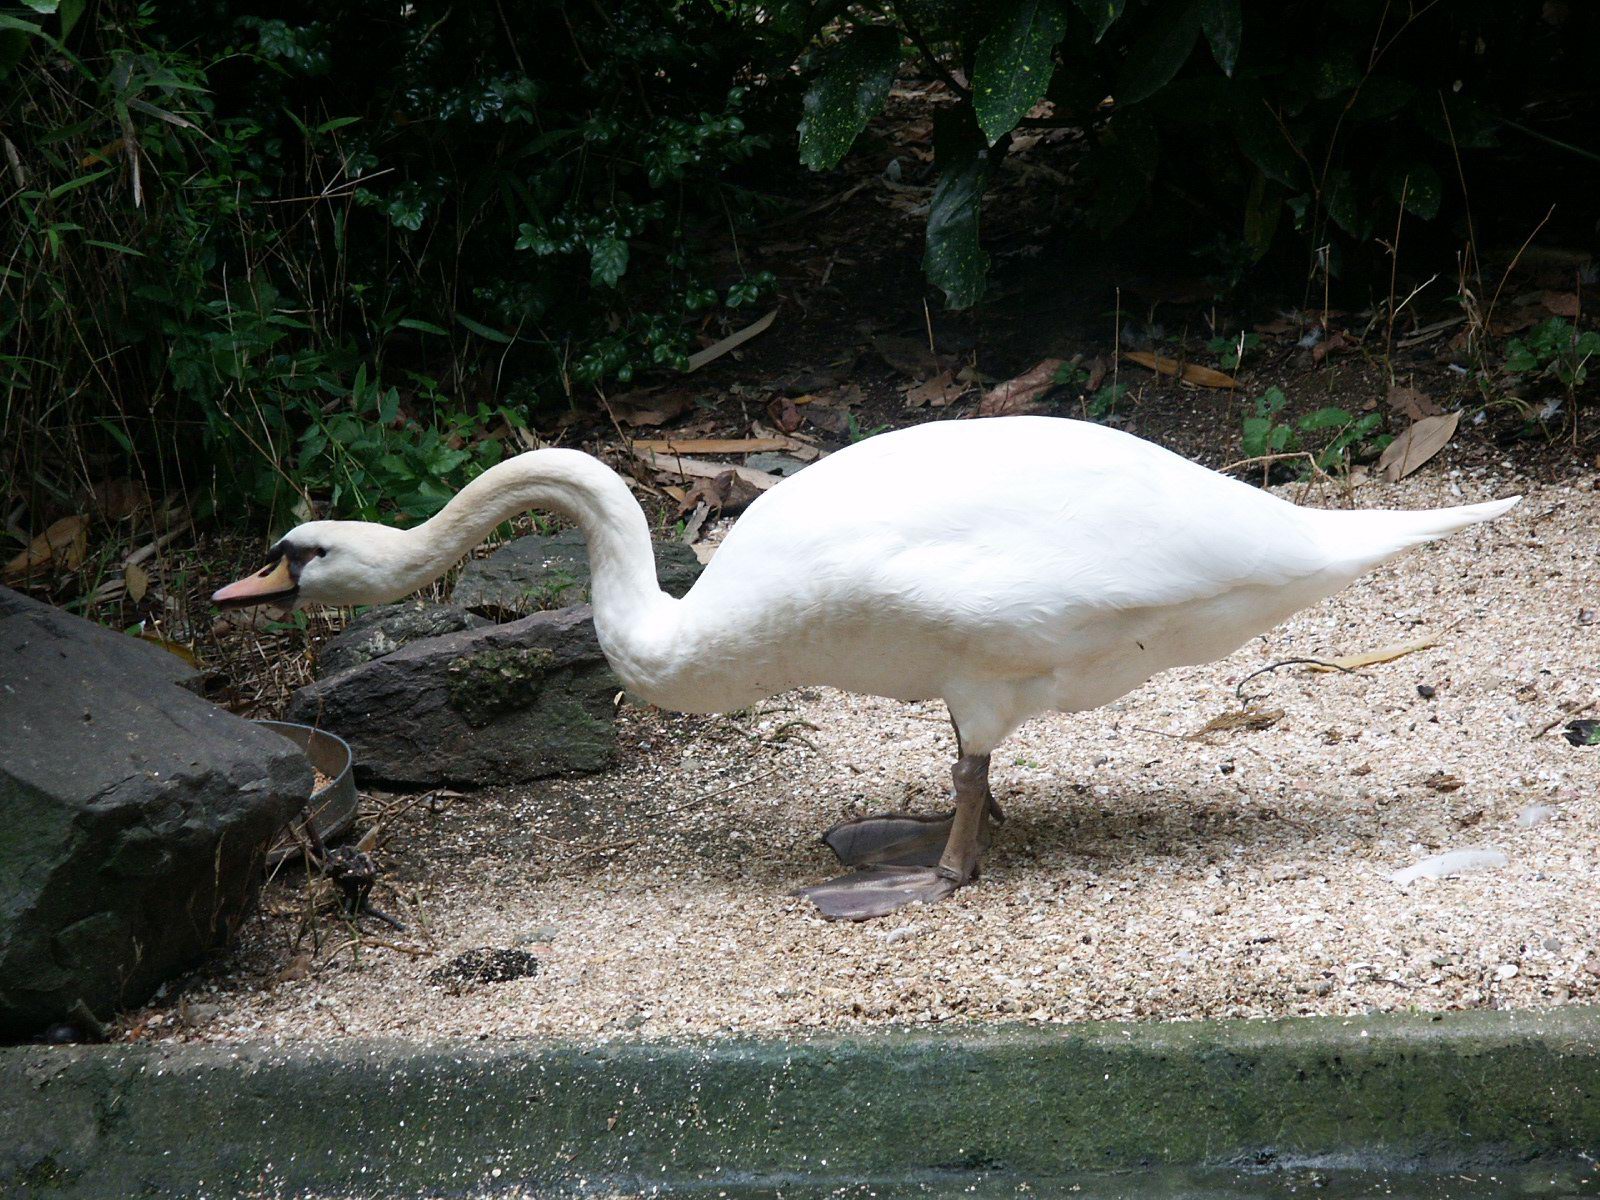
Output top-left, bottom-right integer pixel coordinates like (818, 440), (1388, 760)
(0, 587), (310, 1040)
(286, 606), (617, 787)
(315, 602), (489, 679)
(453, 529), (702, 613)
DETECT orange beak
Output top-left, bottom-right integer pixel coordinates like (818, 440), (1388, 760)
(212, 555), (298, 608)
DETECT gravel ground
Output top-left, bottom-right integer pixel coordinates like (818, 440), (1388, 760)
(133, 461), (1600, 1044)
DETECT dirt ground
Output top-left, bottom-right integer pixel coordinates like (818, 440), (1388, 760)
(123, 456), (1600, 1045)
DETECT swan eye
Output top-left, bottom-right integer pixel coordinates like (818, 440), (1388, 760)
(315, 547), (329, 558)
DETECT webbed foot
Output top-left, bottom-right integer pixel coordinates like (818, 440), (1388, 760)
(792, 865), (966, 921)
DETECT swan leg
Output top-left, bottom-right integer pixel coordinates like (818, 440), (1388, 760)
(795, 754), (991, 921)
(822, 715), (1002, 867)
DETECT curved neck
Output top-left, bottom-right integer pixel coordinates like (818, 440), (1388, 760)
(405, 449), (671, 640)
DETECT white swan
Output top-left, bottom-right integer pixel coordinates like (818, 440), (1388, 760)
(215, 416), (1518, 919)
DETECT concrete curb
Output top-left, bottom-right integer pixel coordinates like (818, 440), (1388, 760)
(3, 1006), (1598, 1197)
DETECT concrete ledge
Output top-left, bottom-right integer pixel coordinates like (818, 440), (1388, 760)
(3, 1006), (1598, 1196)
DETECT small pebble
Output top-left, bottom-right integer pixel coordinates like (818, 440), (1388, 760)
(1417, 684), (1437, 700)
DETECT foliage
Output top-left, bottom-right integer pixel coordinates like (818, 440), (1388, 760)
(1053, 360), (1128, 419)
(1207, 332), (1261, 371)
(787, 0), (1584, 306)
(1240, 387), (1386, 475)
(2, 0), (782, 528)
(1503, 318), (1600, 395)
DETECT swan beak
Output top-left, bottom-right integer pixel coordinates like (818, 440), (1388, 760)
(213, 556), (298, 608)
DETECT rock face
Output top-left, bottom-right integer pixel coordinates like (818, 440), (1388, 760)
(453, 529), (702, 613)
(0, 587), (310, 1039)
(287, 605), (617, 787)
(315, 602), (489, 678)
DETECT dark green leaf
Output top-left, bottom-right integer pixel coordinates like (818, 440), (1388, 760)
(1384, 162), (1442, 221)
(454, 313), (514, 344)
(1072, 0), (1124, 41)
(1116, 1), (1201, 105)
(922, 107), (993, 309)
(397, 318), (450, 335)
(57, 0), (83, 37)
(797, 25), (901, 171)
(1297, 406), (1353, 431)
(1085, 110), (1157, 231)
(590, 235), (629, 287)
(973, 0), (1069, 145)
(47, 168), (109, 199)
(1199, 0), (1241, 76)
(1323, 166), (1362, 236)
(1235, 100), (1301, 188)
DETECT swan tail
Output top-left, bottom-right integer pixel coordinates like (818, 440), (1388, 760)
(1314, 495), (1520, 568)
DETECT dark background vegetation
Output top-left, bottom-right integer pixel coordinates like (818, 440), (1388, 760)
(4, 0), (1597, 553)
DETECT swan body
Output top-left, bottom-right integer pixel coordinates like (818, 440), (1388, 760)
(217, 416), (1518, 918)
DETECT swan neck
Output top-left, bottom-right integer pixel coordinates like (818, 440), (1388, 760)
(409, 449), (668, 632)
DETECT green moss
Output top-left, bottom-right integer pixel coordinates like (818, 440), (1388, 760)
(445, 647), (555, 728)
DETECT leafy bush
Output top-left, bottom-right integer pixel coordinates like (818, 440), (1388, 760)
(1240, 387), (1387, 475)
(787, 0), (1588, 305)
(3, 0), (782, 526)
(1503, 318), (1600, 395)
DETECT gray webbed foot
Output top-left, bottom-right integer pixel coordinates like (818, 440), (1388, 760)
(792, 865), (964, 922)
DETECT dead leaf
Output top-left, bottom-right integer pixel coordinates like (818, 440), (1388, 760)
(1307, 637), (1439, 672)
(978, 358), (1067, 417)
(686, 309), (777, 373)
(1186, 708), (1285, 740)
(872, 334), (943, 379)
(904, 369), (966, 409)
(679, 470), (763, 517)
(1541, 290), (1581, 318)
(1309, 329), (1354, 364)
(632, 448), (781, 491)
(137, 631), (201, 667)
(1378, 411), (1460, 482)
(273, 952), (313, 985)
(633, 437), (793, 456)
(680, 500), (711, 544)
(1122, 351), (1236, 390)
(124, 562), (150, 603)
(747, 424), (823, 461)
(804, 404), (850, 435)
(1253, 316), (1299, 336)
(766, 396), (803, 433)
(1084, 356), (1108, 392)
(1386, 383), (1444, 421)
(4, 515), (88, 579)
(607, 388), (692, 428)
(1421, 771), (1465, 793)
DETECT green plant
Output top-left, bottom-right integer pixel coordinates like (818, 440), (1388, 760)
(2, 0), (789, 537)
(785, 1), (1581, 305)
(1052, 360), (1129, 420)
(1240, 387), (1387, 475)
(845, 412), (890, 443)
(1207, 332), (1262, 371)
(1504, 318), (1600, 394)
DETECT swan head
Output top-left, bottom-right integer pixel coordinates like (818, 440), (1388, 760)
(212, 520), (420, 609)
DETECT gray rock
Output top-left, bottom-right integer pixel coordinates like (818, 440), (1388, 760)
(0, 587), (310, 1040)
(316, 602), (490, 679)
(453, 529), (701, 614)
(286, 605), (617, 787)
